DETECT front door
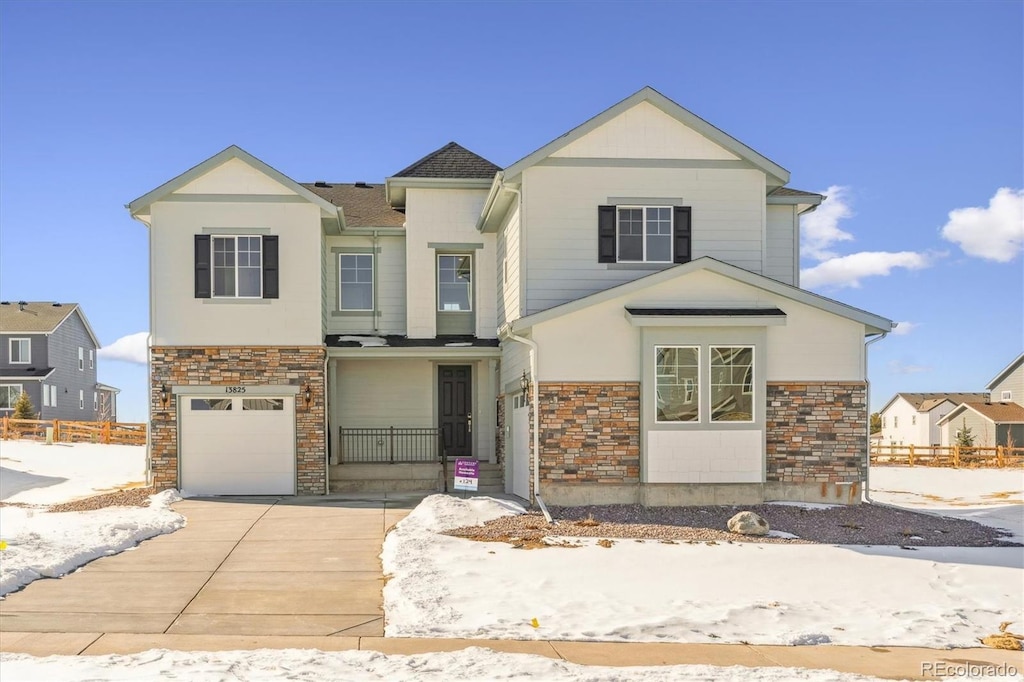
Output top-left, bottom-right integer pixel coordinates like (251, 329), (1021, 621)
(439, 365), (472, 458)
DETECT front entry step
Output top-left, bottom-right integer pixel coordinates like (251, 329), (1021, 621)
(329, 463), (443, 494)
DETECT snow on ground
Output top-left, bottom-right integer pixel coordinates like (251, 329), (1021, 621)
(383, 494), (1023, 648)
(871, 466), (1024, 541)
(0, 440), (147, 505)
(0, 648), (919, 682)
(0, 439), (183, 596)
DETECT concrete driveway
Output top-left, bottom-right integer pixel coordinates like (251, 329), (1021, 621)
(0, 493), (422, 638)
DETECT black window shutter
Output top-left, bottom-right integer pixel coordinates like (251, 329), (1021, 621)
(673, 206), (692, 264)
(263, 235), (279, 299)
(194, 235), (211, 298)
(598, 205), (616, 263)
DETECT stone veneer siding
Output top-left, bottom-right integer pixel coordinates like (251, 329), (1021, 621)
(150, 346), (327, 495)
(765, 382), (867, 483)
(537, 382), (640, 485)
(495, 392), (506, 465)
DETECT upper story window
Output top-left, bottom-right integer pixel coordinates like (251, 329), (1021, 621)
(9, 338), (30, 364)
(618, 206), (672, 262)
(894, 416), (899, 428)
(214, 236), (262, 298)
(339, 254), (373, 311)
(912, 415), (916, 426)
(438, 255), (472, 312)
(598, 205), (691, 265)
(78, 347), (84, 370)
(194, 234), (279, 300)
(89, 349), (94, 369)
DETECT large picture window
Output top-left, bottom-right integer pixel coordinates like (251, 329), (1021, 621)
(437, 254), (472, 311)
(618, 206), (672, 263)
(711, 346), (754, 422)
(655, 346), (699, 423)
(339, 254), (373, 311)
(9, 338), (30, 364)
(0, 384), (23, 409)
(213, 236), (262, 298)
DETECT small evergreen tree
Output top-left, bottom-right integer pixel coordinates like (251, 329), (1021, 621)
(955, 418), (975, 447)
(12, 391), (36, 420)
(870, 412), (881, 434)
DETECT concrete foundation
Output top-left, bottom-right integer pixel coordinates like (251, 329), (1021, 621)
(539, 481), (864, 507)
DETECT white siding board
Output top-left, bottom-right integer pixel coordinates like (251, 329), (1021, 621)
(325, 235), (406, 335)
(764, 205), (796, 285)
(174, 158), (296, 195)
(335, 359), (434, 428)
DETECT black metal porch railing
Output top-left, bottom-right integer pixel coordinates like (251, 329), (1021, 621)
(338, 427), (446, 465)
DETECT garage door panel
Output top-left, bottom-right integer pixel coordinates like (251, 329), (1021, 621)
(180, 395), (296, 496)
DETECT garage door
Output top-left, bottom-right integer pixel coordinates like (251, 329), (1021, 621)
(511, 394), (530, 500)
(179, 395), (296, 495)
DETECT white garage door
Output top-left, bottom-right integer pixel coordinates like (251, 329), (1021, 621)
(511, 395), (530, 500)
(179, 395), (296, 496)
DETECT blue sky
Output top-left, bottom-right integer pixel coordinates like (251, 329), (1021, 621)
(1, 1), (1021, 422)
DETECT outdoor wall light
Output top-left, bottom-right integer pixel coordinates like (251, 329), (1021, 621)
(520, 371), (530, 400)
(161, 384), (171, 406)
(303, 383), (313, 405)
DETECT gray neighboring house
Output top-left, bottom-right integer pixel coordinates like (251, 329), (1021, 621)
(0, 301), (118, 421)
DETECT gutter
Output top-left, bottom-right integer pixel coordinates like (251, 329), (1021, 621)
(862, 331), (889, 502)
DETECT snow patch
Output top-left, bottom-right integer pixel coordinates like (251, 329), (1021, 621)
(767, 530), (800, 539)
(766, 501), (841, 510)
(0, 441), (147, 505)
(337, 335), (388, 347)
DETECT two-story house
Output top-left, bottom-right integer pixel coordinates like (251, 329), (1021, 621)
(0, 301), (118, 421)
(128, 86), (893, 504)
(877, 392), (989, 447)
(936, 353), (1024, 448)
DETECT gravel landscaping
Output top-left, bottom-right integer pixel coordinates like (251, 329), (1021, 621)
(446, 502), (1020, 547)
(0, 487), (156, 513)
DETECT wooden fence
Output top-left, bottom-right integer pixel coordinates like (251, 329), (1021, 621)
(870, 443), (1024, 468)
(0, 417), (147, 446)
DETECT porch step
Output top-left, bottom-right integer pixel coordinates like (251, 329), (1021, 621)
(329, 463), (443, 494)
(444, 461), (504, 493)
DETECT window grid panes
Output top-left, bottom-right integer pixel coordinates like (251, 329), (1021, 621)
(710, 346), (754, 422)
(437, 255), (472, 312)
(191, 398), (233, 411)
(339, 254), (373, 311)
(213, 236), (262, 298)
(10, 338), (30, 364)
(0, 384), (23, 409)
(242, 398), (284, 411)
(655, 346), (699, 423)
(617, 206), (672, 263)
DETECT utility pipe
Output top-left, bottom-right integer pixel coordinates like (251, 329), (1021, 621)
(862, 331), (888, 502)
(502, 327), (545, 516)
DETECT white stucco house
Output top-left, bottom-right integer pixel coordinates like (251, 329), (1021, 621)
(877, 392), (988, 447)
(127, 86), (893, 505)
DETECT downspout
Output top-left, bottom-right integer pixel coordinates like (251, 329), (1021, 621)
(372, 230), (380, 335)
(501, 327), (547, 519)
(323, 347), (331, 491)
(129, 212), (156, 488)
(863, 331), (888, 502)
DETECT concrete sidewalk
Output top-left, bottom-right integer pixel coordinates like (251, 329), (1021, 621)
(1, 632), (1020, 680)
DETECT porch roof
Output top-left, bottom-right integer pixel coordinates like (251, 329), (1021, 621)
(325, 334), (501, 359)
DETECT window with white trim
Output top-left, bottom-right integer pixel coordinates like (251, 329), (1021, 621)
(894, 416), (899, 428)
(50, 385), (57, 407)
(213, 236), (263, 298)
(655, 346), (699, 423)
(78, 347), (84, 370)
(89, 349), (94, 369)
(1002, 391), (1013, 401)
(710, 346), (754, 422)
(437, 254), (472, 312)
(0, 384), (22, 410)
(9, 338), (30, 364)
(338, 254), (373, 311)
(93, 391), (98, 410)
(912, 415), (916, 426)
(43, 384), (50, 407)
(617, 206), (672, 263)
(79, 389), (84, 409)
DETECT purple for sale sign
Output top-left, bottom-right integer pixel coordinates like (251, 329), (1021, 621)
(453, 458), (479, 491)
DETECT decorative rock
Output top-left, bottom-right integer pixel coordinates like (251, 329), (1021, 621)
(727, 511), (770, 536)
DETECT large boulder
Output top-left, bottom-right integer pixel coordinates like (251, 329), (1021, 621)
(727, 511), (769, 536)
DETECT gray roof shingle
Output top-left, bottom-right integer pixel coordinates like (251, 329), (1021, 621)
(0, 302), (78, 333)
(898, 392), (990, 412)
(392, 142), (500, 179)
(301, 183), (405, 228)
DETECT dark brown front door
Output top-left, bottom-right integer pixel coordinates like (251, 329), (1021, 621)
(439, 365), (472, 458)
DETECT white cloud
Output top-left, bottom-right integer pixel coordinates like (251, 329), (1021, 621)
(940, 188), (1024, 262)
(800, 251), (933, 289)
(891, 321), (920, 336)
(888, 360), (932, 375)
(98, 332), (149, 365)
(801, 184), (855, 260)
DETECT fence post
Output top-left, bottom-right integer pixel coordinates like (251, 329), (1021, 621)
(53, 420), (60, 442)
(908, 444), (915, 467)
(953, 445), (960, 468)
(103, 421), (111, 444)
(997, 445), (1004, 468)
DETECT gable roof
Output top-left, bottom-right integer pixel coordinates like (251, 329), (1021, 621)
(302, 183), (405, 228)
(502, 86), (790, 187)
(509, 256), (893, 335)
(937, 401), (1024, 426)
(127, 145), (340, 219)
(987, 352), (1024, 390)
(0, 302), (101, 348)
(880, 392), (991, 414)
(392, 142), (501, 179)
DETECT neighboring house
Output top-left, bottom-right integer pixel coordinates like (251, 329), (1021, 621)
(937, 353), (1024, 448)
(877, 392), (988, 446)
(127, 86), (893, 504)
(0, 301), (116, 421)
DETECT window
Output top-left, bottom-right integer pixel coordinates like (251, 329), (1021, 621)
(912, 415), (916, 426)
(89, 350), (94, 369)
(894, 416), (899, 428)
(212, 236), (263, 298)
(42, 384), (50, 407)
(242, 398), (284, 411)
(93, 391), (98, 410)
(50, 385), (57, 407)
(78, 347), (84, 370)
(338, 254), (373, 311)
(617, 206), (672, 262)
(711, 346), (754, 422)
(79, 389), (84, 409)
(882, 416), (886, 428)
(437, 254), (472, 311)
(0, 384), (23, 409)
(190, 398), (232, 410)
(655, 346), (699, 423)
(1003, 391), (1013, 401)
(9, 338), (30, 364)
